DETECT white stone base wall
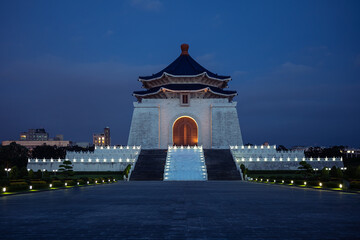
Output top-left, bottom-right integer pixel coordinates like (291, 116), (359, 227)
(27, 146), (140, 172)
(230, 145), (344, 170)
(27, 161), (133, 172)
(127, 98), (243, 149)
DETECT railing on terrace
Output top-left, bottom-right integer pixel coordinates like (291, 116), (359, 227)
(28, 158), (138, 163)
(233, 157), (342, 162)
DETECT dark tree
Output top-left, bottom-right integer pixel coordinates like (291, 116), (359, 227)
(298, 161), (314, 178)
(59, 160), (74, 176)
(0, 142), (29, 169)
(31, 145), (66, 159)
(277, 145), (288, 151)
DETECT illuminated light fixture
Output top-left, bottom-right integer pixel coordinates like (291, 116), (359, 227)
(102, 180), (104, 183)
(256, 158), (260, 162)
(317, 157), (320, 161)
(304, 182), (307, 186)
(65, 183), (68, 186)
(279, 158), (283, 162)
(241, 145), (245, 149)
(49, 184), (52, 188)
(287, 158), (290, 161)
(273, 145), (276, 149)
(295, 158), (298, 161)
(266, 179), (269, 182)
(254, 145), (257, 149)
(103, 159), (107, 162)
(2, 187), (6, 192)
(310, 157), (313, 161)
(272, 158), (275, 161)
(95, 181), (97, 184)
(282, 180), (284, 183)
(291, 180), (294, 184)
(261, 145), (264, 149)
(77, 182), (79, 185)
(96, 159), (99, 162)
(260, 179), (263, 181)
(35, 159), (38, 162)
(29, 185), (32, 190)
(274, 180), (276, 183)
(333, 157), (336, 161)
(339, 184), (342, 188)
(319, 183), (322, 187)
(248, 145), (251, 149)
(87, 181), (89, 184)
(264, 158), (267, 162)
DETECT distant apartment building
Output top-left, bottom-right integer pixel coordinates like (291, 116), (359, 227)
(20, 128), (49, 141)
(2, 128), (70, 149)
(93, 127), (111, 146)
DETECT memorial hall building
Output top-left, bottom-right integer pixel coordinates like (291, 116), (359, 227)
(128, 44), (243, 149)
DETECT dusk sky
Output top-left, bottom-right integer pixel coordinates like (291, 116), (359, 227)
(0, 0), (359, 148)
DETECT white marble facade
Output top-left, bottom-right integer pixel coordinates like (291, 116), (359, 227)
(127, 98), (243, 149)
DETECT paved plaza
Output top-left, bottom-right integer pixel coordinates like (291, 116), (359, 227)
(1, 181), (359, 239)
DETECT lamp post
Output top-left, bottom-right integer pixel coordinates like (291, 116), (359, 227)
(53, 169), (58, 176)
(4, 168), (11, 178)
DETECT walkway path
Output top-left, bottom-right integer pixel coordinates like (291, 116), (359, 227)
(1, 181), (359, 239)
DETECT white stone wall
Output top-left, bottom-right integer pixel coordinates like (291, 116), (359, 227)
(27, 146), (140, 172)
(128, 103), (159, 149)
(211, 103), (243, 148)
(230, 145), (344, 170)
(127, 98), (243, 149)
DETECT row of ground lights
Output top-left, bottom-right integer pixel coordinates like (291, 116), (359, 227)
(2, 179), (117, 193)
(254, 178), (343, 189)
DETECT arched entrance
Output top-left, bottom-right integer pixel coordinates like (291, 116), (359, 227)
(173, 116), (198, 146)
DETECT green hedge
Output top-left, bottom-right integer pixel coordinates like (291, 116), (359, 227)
(350, 181), (360, 190)
(31, 180), (48, 189)
(323, 181), (341, 188)
(8, 182), (29, 191)
(52, 180), (63, 188)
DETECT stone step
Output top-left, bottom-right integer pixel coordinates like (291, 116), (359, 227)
(204, 149), (242, 180)
(129, 149), (167, 181)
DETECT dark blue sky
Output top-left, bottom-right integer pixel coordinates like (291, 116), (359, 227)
(1, 0), (359, 148)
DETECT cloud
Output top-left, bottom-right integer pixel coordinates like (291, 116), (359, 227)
(274, 62), (313, 75)
(213, 14), (223, 27)
(106, 30), (114, 36)
(355, 54), (360, 67)
(130, 0), (162, 11)
(196, 53), (215, 63)
(232, 70), (247, 77)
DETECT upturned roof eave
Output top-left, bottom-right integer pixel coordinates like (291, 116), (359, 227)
(138, 72), (231, 83)
(133, 86), (237, 98)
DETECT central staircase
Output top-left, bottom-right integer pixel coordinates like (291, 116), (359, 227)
(204, 149), (242, 180)
(130, 149), (167, 181)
